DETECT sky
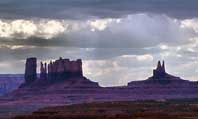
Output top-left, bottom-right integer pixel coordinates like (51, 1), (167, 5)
(0, 0), (197, 87)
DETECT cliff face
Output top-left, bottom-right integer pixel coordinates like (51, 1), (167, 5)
(47, 58), (83, 81)
(40, 62), (47, 80)
(24, 58), (37, 84)
(21, 57), (98, 88)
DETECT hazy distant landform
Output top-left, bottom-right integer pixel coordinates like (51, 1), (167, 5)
(0, 74), (23, 95)
(0, 57), (197, 119)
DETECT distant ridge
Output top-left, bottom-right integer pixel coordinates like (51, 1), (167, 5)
(0, 74), (23, 95)
(128, 60), (197, 86)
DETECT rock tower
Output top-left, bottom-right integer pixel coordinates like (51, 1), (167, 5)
(153, 60), (166, 79)
(24, 57), (37, 84)
(40, 62), (47, 80)
(22, 57), (86, 87)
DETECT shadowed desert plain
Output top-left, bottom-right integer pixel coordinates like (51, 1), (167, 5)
(13, 100), (198, 119)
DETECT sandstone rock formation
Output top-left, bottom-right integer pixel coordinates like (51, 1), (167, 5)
(21, 57), (98, 88)
(151, 60), (185, 82)
(40, 62), (47, 80)
(47, 57), (83, 82)
(24, 57), (37, 84)
(0, 59), (198, 119)
(153, 61), (166, 79)
(128, 60), (196, 86)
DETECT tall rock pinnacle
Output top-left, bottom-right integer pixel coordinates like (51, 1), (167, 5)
(153, 60), (166, 79)
(157, 61), (162, 70)
(24, 57), (37, 84)
(40, 62), (47, 80)
(162, 60), (165, 72)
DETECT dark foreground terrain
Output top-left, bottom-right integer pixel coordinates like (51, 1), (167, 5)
(13, 99), (198, 119)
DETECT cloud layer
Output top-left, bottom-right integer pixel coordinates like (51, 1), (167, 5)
(0, 14), (197, 48)
(0, 19), (65, 39)
(0, 1), (197, 87)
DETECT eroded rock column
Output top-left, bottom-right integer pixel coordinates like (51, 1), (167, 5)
(24, 57), (37, 84)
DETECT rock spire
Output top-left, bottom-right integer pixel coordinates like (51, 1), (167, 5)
(153, 60), (166, 79)
(40, 62), (47, 80)
(24, 57), (37, 84)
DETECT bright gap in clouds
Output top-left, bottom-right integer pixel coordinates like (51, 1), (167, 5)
(82, 54), (154, 87)
(0, 19), (66, 39)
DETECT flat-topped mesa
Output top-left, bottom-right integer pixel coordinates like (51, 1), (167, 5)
(20, 57), (88, 88)
(24, 57), (37, 84)
(153, 60), (166, 79)
(47, 57), (83, 81)
(23, 57), (83, 83)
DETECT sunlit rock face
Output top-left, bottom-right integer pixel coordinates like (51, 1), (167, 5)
(20, 57), (99, 88)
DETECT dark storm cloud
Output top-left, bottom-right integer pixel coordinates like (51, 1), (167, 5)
(0, 0), (197, 19)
